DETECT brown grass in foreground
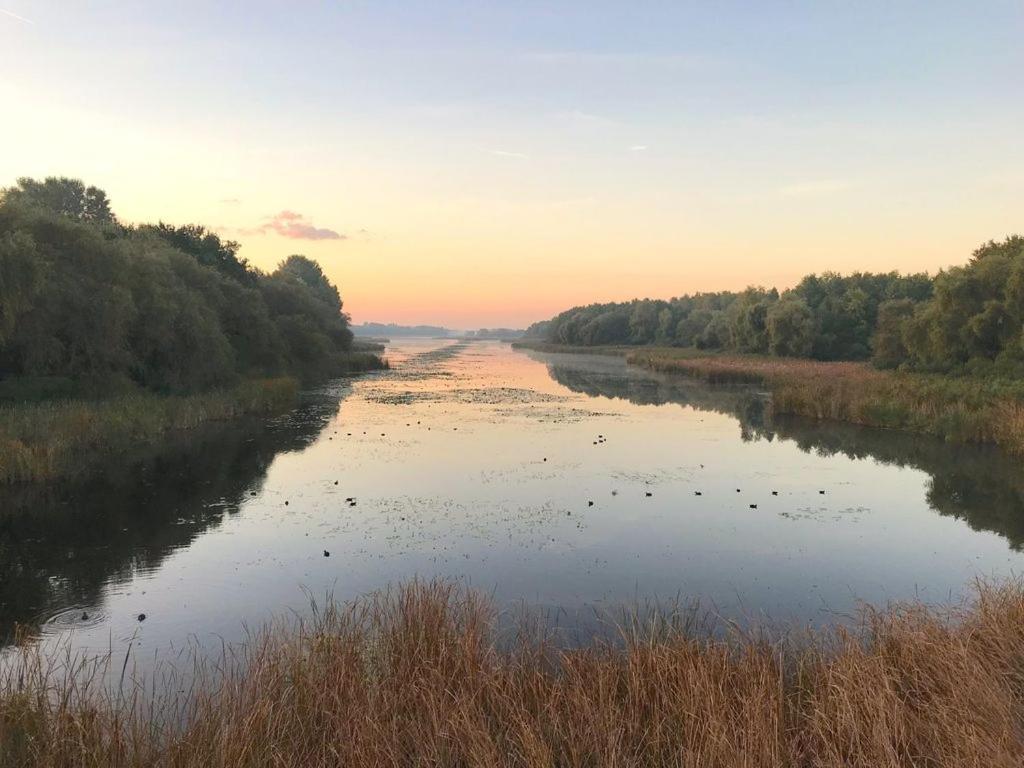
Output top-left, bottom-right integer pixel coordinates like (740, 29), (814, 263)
(3, 580), (1024, 767)
(628, 349), (1024, 454)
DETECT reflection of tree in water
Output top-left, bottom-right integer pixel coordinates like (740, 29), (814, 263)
(0, 387), (343, 641)
(544, 356), (1024, 550)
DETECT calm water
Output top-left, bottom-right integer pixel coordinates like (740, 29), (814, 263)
(3, 339), (1024, 661)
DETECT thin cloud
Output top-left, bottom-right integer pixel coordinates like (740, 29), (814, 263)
(245, 211), (345, 241)
(489, 149), (529, 159)
(629, 145), (649, 152)
(219, 197), (241, 205)
(1, 8), (33, 23)
(778, 179), (851, 197)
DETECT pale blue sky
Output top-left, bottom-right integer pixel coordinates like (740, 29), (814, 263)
(2, 1), (1022, 326)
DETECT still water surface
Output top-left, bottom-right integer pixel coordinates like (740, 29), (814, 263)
(2, 339), (1024, 660)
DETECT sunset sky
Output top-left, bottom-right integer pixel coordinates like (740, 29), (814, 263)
(2, 1), (1022, 329)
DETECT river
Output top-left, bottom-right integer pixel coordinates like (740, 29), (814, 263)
(3, 338), (1023, 662)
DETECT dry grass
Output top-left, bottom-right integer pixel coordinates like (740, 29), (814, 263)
(0, 378), (299, 484)
(3, 579), (1024, 767)
(629, 349), (1024, 454)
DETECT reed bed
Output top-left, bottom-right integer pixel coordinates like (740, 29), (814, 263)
(0, 378), (298, 484)
(3, 579), (1024, 767)
(629, 349), (1024, 454)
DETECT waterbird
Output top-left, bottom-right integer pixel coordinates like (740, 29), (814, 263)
(819, 490), (826, 495)
(749, 504), (758, 509)
(137, 614), (146, 622)
(695, 491), (702, 496)
(645, 492), (653, 497)
(81, 612), (88, 620)
(588, 501), (594, 507)
(736, 489), (741, 493)
(284, 501), (289, 506)
(771, 491), (778, 496)
(334, 480), (338, 485)
(323, 550), (330, 557)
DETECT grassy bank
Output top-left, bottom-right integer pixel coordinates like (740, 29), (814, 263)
(3, 580), (1024, 766)
(627, 348), (1024, 454)
(0, 378), (300, 485)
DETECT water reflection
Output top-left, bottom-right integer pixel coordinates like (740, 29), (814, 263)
(0, 385), (343, 641)
(541, 354), (1024, 550)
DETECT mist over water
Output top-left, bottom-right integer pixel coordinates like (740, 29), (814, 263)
(2, 339), (1023, 666)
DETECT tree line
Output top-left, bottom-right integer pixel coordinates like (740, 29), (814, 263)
(0, 177), (376, 399)
(526, 235), (1024, 374)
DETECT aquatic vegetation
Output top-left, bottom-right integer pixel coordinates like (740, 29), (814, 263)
(0, 378), (300, 484)
(629, 349), (1024, 454)
(3, 579), (1024, 766)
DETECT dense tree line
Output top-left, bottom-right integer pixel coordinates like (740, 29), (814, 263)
(535, 236), (1024, 373)
(0, 177), (371, 398)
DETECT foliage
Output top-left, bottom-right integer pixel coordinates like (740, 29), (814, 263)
(540, 270), (934, 364)
(0, 177), (379, 397)
(896, 236), (1024, 374)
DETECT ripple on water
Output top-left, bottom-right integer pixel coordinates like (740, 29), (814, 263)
(42, 606), (106, 631)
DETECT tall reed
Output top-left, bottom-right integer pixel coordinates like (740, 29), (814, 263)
(3, 579), (1024, 767)
(629, 350), (1024, 454)
(0, 378), (298, 484)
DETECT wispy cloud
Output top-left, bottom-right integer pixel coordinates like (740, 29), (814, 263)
(629, 145), (649, 152)
(778, 179), (851, 197)
(244, 211), (345, 240)
(1, 8), (33, 23)
(489, 149), (529, 159)
(219, 197), (241, 205)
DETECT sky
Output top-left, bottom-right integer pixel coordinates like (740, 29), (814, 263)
(2, 1), (1022, 329)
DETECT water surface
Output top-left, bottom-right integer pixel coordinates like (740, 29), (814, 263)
(2, 339), (1023, 661)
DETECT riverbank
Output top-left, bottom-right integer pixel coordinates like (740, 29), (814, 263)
(628, 348), (1024, 454)
(0, 379), (303, 485)
(516, 342), (1024, 454)
(510, 339), (630, 356)
(2, 579), (1023, 766)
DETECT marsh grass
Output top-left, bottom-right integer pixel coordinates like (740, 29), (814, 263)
(629, 349), (1024, 454)
(0, 378), (299, 484)
(3, 579), (1024, 767)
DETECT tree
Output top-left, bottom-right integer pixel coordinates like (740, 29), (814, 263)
(0, 177), (366, 394)
(141, 223), (252, 283)
(767, 297), (815, 357)
(727, 289), (776, 353)
(3, 177), (117, 225)
(871, 299), (916, 369)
